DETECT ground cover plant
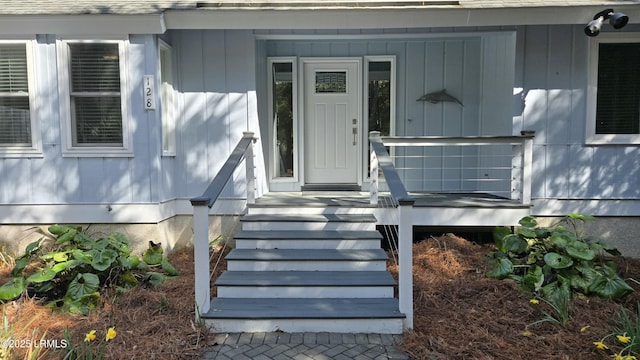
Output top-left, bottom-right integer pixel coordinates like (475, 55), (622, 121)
(487, 214), (634, 325)
(0, 219), (638, 359)
(0, 225), (178, 315)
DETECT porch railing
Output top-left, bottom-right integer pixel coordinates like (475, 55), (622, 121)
(190, 131), (256, 320)
(377, 131), (535, 204)
(369, 131), (415, 330)
(369, 130), (535, 330)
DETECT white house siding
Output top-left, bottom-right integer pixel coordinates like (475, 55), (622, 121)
(516, 25), (640, 216)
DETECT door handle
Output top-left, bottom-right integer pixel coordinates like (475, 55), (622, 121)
(352, 119), (357, 145)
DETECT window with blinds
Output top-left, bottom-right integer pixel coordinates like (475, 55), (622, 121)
(0, 44), (31, 146)
(595, 42), (640, 135)
(68, 43), (123, 146)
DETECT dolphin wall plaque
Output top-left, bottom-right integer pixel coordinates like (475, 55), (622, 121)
(417, 89), (463, 106)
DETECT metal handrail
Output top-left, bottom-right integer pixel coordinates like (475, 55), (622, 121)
(380, 133), (535, 146)
(191, 132), (257, 208)
(369, 131), (415, 206)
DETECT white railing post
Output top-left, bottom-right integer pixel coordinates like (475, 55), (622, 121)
(191, 198), (211, 321)
(511, 144), (522, 201)
(244, 131), (256, 205)
(521, 131), (535, 205)
(398, 202), (413, 330)
(369, 131), (381, 206)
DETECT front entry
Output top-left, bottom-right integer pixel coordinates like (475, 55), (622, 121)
(303, 59), (361, 186)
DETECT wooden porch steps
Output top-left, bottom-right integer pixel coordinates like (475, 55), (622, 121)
(216, 270), (395, 298)
(226, 249), (389, 271)
(201, 197), (405, 334)
(207, 298), (404, 333)
(240, 213), (377, 231)
(209, 298), (404, 319)
(234, 230), (382, 249)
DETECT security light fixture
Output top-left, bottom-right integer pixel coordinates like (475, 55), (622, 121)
(585, 9), (629, 37)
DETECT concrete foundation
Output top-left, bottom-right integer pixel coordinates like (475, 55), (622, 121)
(536, 216), (640, 258)
(1, 215), (637, 258)
(0, 214), (242, 257)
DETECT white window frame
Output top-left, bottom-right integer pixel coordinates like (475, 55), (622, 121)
(267, 57), (298, 183)
(159, 39), (176, 157)
(364, 55), (396, 180)
(364, 55), (396, 137)
(0, 39), (42, 158)
(586, 33), (640, 145)
(57, 38), (133, 157)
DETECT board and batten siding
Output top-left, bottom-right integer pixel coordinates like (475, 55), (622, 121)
(0, 34), (161, 207)
(516, 25), (640, 216)
(0, 29), (263, 224)
(260, 32), (515, 192)
(169, 30), (264, 202)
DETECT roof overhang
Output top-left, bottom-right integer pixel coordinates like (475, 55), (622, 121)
(164, 5), (640, 29)
(0, 4), (638, 34)
(0, 14), (166, 36)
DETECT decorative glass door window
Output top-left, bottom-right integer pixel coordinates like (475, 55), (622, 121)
(315, 72), (347, 93)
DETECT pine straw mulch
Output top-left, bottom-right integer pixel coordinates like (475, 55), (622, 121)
(0, 246), (229, 360)
(392, 234), (640, 360)
(2, 236), (640, 359)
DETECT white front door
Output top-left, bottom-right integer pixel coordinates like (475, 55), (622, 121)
(303, 60), (360, 185)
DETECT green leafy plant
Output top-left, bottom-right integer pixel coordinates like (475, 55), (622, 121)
(487, 214), (634, 323)
(0, 225), (178, 314)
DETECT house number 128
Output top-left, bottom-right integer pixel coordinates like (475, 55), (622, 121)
(144, 75), (155, 110)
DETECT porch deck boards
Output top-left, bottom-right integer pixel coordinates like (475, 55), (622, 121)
(241, 213), (378, 223)
(226, 248), (389, 261)
(254, 191), (528, 208)
(215, 271), (396, 287)
(409, 192), (529, 208)
(206, 298), (405, 319)
(234, 230), (382, 240)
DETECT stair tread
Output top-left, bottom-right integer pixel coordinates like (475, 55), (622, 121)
(215, 271), (396, 287)
(235, 230), (382, 240)
(204, 297), (405, 319)
(226, 249), (388, 261)
(241, 214), (377, 223)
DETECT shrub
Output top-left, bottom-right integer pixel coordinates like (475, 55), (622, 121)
(0, 225), (177, 314)
(487, 214), (633, 322)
